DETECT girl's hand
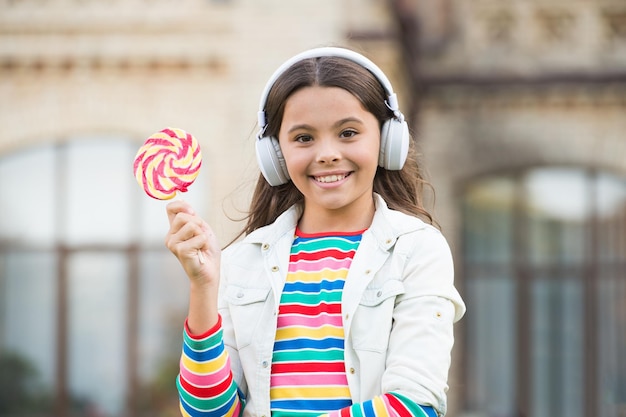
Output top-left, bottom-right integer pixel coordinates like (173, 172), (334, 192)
(165, 200), (220, 289)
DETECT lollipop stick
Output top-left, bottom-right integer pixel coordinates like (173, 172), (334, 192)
(197, 249), (205, 264)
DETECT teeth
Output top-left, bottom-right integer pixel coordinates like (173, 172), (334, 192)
(316, 174), (346, 183)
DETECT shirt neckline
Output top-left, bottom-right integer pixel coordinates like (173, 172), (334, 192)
(295, 226), (367, 238)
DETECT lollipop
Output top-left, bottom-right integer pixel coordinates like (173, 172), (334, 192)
(134, 127), (204, 262)
(133, 127), (202, 200)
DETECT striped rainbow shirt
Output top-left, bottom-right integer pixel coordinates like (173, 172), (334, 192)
(269, 229), (361, 416)
(177, 229), (437, 417)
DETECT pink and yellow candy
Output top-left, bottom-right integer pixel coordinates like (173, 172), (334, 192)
(133, 127), (202, 200)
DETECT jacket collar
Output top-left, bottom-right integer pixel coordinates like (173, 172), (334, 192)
(242, 193), (429, 247)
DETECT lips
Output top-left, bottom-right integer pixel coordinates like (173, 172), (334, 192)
(313, 172), (351, 183)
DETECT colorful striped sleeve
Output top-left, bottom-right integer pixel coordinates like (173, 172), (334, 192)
(176, 315), (243, 417)
(319, 392), (437, 417)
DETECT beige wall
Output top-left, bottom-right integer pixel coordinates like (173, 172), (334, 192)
(406, 0), (626, 259)
(4, 0), (623, 415)
(0, 0), (404, 242)
(408, 3), (626, 415)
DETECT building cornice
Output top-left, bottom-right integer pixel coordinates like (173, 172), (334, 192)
(416, 72), (626, 109)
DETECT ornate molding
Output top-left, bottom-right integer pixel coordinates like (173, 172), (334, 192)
(0, 55), (228, 73)
(472, 4), (626, 47)
(603, 9), (626, 41)
(535, 9), (576, 43)
(0, 2), (231, 73)
(419, 78), (626, 109)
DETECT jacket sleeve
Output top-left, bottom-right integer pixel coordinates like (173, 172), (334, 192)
(320, 392), (438, 416)
(381, 226), (465, 415)
(177, 315), (244, 417)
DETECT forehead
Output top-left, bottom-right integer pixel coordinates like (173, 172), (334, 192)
(283, 86), (367, 117)
(279, 86), (379, 136)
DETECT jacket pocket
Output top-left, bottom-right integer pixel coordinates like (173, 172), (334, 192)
(352, 280), (405, 352)
(223, 285), (271, 349)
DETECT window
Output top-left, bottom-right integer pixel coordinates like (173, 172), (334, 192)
(0, 138), (206, 416)
(461, 167), (626, 417)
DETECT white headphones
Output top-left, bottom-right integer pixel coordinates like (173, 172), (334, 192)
(256, 47), (410, 187)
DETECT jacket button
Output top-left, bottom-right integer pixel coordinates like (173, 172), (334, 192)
(262, 360), (269, 368)
(262, 243), (270, 250)
(376, 290), (382, 297)
(349, 367), (355, 374)
(271, 266), (279, 272)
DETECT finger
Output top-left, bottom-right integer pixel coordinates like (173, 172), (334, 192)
(165, 228), (209, 265)
(173, 219), (207, 244)
(169, 220), (217, 255)
(174, 234), (208, 258)
(165, 222), (205, 257)
(165, 200), (196, 226)
(167, 210), (206, 239)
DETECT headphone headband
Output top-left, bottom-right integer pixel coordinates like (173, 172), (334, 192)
(255, 46), (410, 186)
(257, 47), (403, 135)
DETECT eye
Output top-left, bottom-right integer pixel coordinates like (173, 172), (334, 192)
(295, 134), (313, 143)
(340, 129), (358, 139)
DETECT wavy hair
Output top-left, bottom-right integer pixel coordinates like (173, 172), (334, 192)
(232, 54), (436, 242)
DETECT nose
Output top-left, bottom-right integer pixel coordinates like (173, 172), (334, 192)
(316, 137), (341, 164)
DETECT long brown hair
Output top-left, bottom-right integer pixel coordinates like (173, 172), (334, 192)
(233, 54), (436, 242)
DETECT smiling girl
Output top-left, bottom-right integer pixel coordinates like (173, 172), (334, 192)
(165, 47), (465, 417)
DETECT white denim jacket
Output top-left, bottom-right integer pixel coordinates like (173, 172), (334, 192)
(218, 194), (466, 417)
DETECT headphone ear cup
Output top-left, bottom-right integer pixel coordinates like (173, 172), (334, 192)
(379, 118), (409, 170)
(255, 135), (290, 186)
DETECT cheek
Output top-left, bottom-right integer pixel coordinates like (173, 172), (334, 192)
(281, 148), (307, 176)
(359, 141), (381, 170)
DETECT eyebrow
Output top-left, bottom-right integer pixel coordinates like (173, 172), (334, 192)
(286, 117), (364, 134)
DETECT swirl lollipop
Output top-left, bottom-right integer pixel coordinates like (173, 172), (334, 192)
(134, 127), (205, 262)
(133, 127), (202, 200)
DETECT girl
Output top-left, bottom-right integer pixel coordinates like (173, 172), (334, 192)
(165, 47), (466, 417)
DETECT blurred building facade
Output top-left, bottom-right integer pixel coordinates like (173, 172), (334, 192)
(0, 0), (624, 417)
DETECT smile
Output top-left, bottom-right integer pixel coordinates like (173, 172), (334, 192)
(314, 173), (351, 183)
